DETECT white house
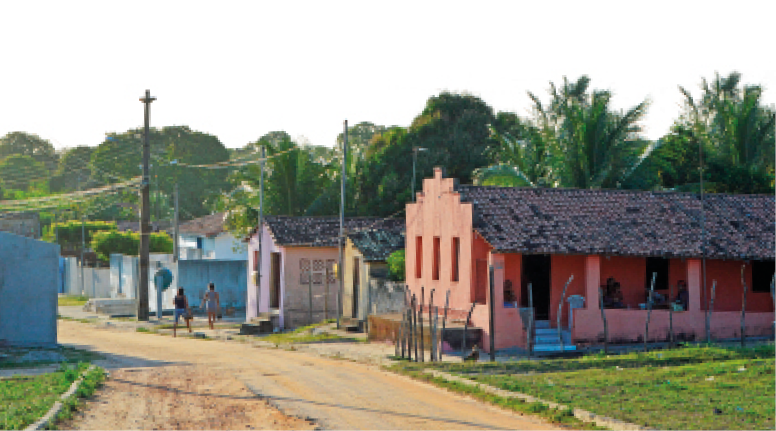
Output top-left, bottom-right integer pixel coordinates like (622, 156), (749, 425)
(178, 212), (247, 260)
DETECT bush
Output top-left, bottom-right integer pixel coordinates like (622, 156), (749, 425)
(91, 230), (173, 261)
(387, 249), (405, 281)
(50, 220), (117, 248)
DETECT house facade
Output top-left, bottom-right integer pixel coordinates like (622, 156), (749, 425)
(407, 168), (775, 353)
(178, 212), (247, 260)
(343, 221), (405, 321)
(246, 216), (383, 329)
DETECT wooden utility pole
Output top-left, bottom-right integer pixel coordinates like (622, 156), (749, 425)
(257, 145), (265, 317)
(558, 275), (573, 353)
(488, 265), (496, 361)
(598, 286), (608, 354)
(137, 89), (156, 321)
(740, 265), (748, 347)
(173, 183), (179, 262)
(644, 272), (657, 352)
(337, 120), (347, 329)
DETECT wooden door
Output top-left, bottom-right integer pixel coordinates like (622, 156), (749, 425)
(270, 252), (281, 309)
(352, 258), (360, 318)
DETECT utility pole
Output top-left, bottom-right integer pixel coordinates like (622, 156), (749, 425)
(138, 89), (156, 321)
(173, 183), (179, 262)
(337, 120), (347, 329)
(411, 147), (427, 202)
(699, 134), (707, 313)
(257, 145), (265, 318)
(78, 174), (85, 296)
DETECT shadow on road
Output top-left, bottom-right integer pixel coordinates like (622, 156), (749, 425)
(61, 342), (185, 370)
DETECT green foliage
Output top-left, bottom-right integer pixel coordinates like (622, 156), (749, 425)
(0, 154), (48, 191)
(387, 249), (405, 281)
(91, 230), (173, 261)
(49, 146), (94, 193)
(95, 125), (230, 219)
(0, 131), (59, 173)
(51, 220), (116, 249)
(476, 76), (654, 190)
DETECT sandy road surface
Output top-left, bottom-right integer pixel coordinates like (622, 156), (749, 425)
(59, 320), (560, 430)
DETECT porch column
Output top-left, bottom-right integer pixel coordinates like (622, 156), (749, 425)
(586, 255), (601, 310)
(485, 253), (506, 353)
(686, 259), (702, 312)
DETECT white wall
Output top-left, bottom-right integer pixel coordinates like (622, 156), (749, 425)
(247, 225), (284, 323)
(179, 233), (246, 261)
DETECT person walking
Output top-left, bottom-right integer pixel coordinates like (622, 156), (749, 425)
(172, 287), (192, 337)
(202, 282), (220, 330)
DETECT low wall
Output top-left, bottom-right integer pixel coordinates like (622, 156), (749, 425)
(0, 232), (59, 346)
(367, 279), (405, 315)
(573, 308), (775, 345)
(178, 259), (247, 309)
(84, 298), (137, 316)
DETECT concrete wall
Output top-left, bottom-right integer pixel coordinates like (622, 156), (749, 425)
(281, 247), (339, 329)
(0, 232), (58, 346)
(367, 277), (405, 315)
(61, 258), (112, 298)
(248, 224), (283, 321)
(179, 233), (247, 261)
(178, 259), (247, 310)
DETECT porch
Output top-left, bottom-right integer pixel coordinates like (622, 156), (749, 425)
(475, 253), (775, 352)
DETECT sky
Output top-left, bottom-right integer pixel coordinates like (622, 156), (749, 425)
(1, 0), (773, 151)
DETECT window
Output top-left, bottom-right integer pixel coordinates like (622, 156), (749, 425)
(432, 237), (441, 280)
(300, 259), (311, 284)
(451, 237), (460, 282)
(326, 259), (337, 284)
(196, 237), (203, 250)
(313, 259), (325, 285)
(752, 260), (775, 293)
(645, 257), (669, 291)
(415, 236), (423, 278)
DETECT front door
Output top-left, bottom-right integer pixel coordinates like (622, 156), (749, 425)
(270, 252), (281, 308)
(522, 254), (551, 320)
(352, 258), (360, 318)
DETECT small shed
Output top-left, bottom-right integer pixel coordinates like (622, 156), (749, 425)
(343, 221), (405, 321)
(0, 231), (59, 346)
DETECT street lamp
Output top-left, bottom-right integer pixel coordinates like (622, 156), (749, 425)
(412, 147), (428, 202)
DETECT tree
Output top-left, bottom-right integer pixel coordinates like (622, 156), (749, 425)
(386, 249), (405, 281)
(655, 72), (775, 194)
(91, 230), (173, 261)
(0, 154), (48, 191)
(49, 146), (94, 192)
(93, 126), (231, 219)
(0, 132), (59, 173)
(220, 132), (337, 235)
(475, 76), (655, 190)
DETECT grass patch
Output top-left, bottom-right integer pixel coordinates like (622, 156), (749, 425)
(57, 295), (89, 307)
(0, 347), (103, 370)
(135, 327), (151, 333)
(261, 322), (359, 345)
(57, 315), (96, 325)
(47, 365), (106, 429)
(0, 363), (91, 430)
(388, 366), (605, 429)
(393, 344), (775, 430)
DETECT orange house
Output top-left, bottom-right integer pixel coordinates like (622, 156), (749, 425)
(406, 168), (775, 353)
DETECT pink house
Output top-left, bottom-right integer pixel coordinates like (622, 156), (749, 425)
(406, 168), (775, 353)
(246, 216), (384, 329)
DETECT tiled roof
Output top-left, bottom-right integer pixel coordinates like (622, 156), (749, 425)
(177, 212), (226, 237)
(263, 216), (390, 247)
(347, 219), (405, 262)
(456, 186), (775, 260)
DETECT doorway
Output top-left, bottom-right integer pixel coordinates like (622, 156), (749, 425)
(522, 254), (551, 320)
(352, 257), (360, 318)
(270, 252), (281, 309)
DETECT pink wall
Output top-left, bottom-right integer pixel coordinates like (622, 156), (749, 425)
(247, 225), (282, 321)
(704, 260), (772, 312)
(549, 255), (587, 328)
(406, 168), (478, 318)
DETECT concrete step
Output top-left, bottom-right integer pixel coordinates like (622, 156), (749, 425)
(535, 335), (562, 344)
(240, 321), (273, 335)
(534, 344), (577, 352)
(535, 328), (561, 336)
(534, 320), (551, 329)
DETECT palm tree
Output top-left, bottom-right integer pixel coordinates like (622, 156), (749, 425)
(475, 76), (658, 190)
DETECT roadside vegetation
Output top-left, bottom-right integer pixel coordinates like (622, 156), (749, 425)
(0, 346), (102, 370)
(262, 321), (363, 345)
(0, 362), (104, 430)
(57, 295), (89, 307)
(390, 343), (775, 430)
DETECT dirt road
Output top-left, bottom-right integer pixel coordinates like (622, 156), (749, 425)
(59, 320), (559, 430)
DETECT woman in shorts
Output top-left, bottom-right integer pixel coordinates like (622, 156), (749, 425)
(172, 287), (192, 337)
(202, 283), (220, 330)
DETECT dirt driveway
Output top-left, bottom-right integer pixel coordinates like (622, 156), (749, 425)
(59, 320), (560, 430)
